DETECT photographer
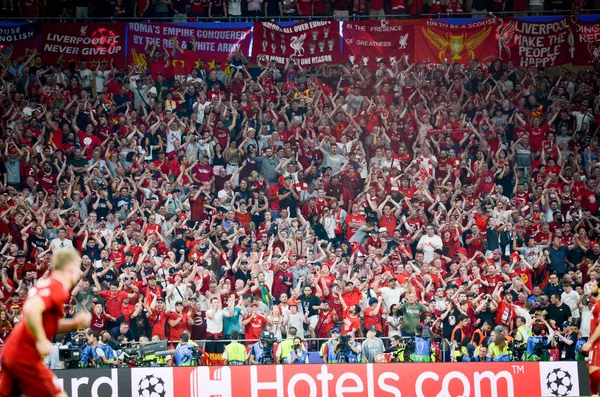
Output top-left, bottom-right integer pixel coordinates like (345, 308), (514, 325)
(95, 331), (121, 367)
(174, 333), (200, 366)
(334, 333), (362, 363)
(223, 331), (247, 365)
(249, 331), (275, 365)
(410, 324), (436, 363)
(387, 335), (406, 363)
(524, 324), (553, 361)
(287, 337), (309, 364)
(80, 330), (99, 368)
(44, 333), (67, 369)
(319, 328), (341, 364)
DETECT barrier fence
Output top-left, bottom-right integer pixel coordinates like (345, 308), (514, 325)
(2, 16), (600, 71)
(52, 361), (590, 397)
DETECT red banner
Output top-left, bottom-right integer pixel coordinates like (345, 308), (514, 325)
(572, 18), (600, 65)
(253, 21), (340, 66)
(342, 21), (415, 69)
(414, 18), (498, 64)
(127, 22), (252, 75)
(41, 23), (126, 67)
(498, 17), (573, 67)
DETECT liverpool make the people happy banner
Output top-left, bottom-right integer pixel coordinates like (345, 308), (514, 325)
(498, 17), (573, 67)
(413, 17), (498, 64)
(128, 22), (252, 74)
(342, 20), (415, 69)
(41, 23), (126, 66)
(253, 21), (340, 66)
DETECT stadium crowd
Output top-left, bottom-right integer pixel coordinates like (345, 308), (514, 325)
(0, 0), (580, 21)
(0, 39), (600, 365)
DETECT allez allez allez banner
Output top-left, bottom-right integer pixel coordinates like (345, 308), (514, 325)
(41, 23), (125, 66)
(413, 18), (498, 65)
(341, 20), (415, 70)
(498, 17), (573, 67)
(128, 22), (252, 74)
(253, 21), (340, 66)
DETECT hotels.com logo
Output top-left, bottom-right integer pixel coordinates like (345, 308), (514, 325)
(187, 364), (522, 397)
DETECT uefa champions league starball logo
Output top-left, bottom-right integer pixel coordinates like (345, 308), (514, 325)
(138, 374), (167, 397)
(545, 368), (573, 396)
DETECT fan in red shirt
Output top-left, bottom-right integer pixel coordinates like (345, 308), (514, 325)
(242, 302), (267, 341)
(340, 293), (361, 336)
(0, 249), (91, 397)
(168, 300), (191, 341)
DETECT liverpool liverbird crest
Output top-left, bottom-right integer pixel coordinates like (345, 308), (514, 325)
(290, 33), (306, 57)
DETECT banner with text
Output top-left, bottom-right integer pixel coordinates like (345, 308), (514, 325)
(53, 361), (589, 397)
(342, 20), (415, 69)
(253, 21), (340, 66)
(498, 17), (573, 67)
(0, 22), (41, 62)
(572, 17), (600, 65)
(41, 23), (126, 67)
(414, 18), (498, 65)
(128, 22), (252, 75)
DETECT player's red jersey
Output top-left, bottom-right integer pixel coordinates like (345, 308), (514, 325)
(3, 276), (69, 357)
(0, 276), (70, 397)
(591, 300), (600, 340)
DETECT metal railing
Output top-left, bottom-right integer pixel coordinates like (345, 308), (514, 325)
(0, 9), (590, 22)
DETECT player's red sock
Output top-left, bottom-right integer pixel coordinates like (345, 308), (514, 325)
(590, 369), (600, 395)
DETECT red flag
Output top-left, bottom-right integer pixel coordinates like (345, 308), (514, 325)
(253, 21), (340, 66)
(572, 18), (600, 66)
(414, 18), (498, 65)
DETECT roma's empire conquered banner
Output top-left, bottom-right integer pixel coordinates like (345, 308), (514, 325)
(572, 17), (600, 65)
(128, 23), (252, 74)
(253, 21), (340, 66)
(342, 20), (415, 69)
(41, 23), (126, 66)
(498, 17), (574, 67)
(414, 18), (498, 64)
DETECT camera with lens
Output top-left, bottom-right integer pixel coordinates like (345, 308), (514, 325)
(508, 340), (526, 361)
(59, 347), (82, 368)
(71, 332), (87, 348)
(293, 344), (302, 350)
(259, 331), (276, 364)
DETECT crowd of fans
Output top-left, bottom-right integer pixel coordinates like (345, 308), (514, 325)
(0, 0), (582, 21)
(0, 35), (600, 365)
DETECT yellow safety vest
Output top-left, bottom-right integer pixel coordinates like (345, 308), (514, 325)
(279, 338), (294, 362)
(225, 342), (246, 365)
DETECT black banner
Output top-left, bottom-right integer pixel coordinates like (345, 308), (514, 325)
(0, 22), (40, 44)
(53, 368), (132, 397)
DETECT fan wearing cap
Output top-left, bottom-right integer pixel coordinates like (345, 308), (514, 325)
(167, 299), (192, 342)
(242, 301), (267, 343)
(282, 298), (305, 340)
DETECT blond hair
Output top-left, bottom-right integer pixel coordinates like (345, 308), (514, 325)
(51, 248), (81, 271)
